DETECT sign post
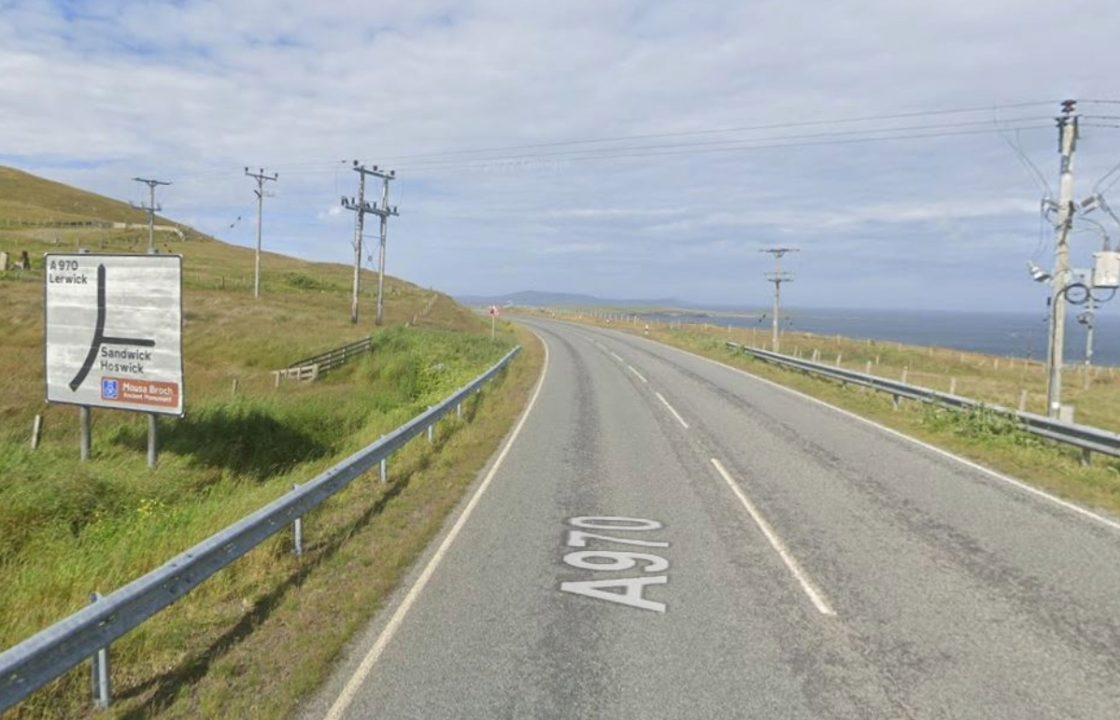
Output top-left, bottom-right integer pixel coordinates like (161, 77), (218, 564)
(45, 254), (184, 465)
(489, 305), (500, 340)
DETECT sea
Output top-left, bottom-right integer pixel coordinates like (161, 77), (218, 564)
(634, 307), (1120, 366)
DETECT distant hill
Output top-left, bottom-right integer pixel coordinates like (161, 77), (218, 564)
(457, 290), (684, 309)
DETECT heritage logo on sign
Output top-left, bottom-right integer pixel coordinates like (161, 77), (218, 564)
(102, 378), (180, 409)
(101, 378), (120, 400)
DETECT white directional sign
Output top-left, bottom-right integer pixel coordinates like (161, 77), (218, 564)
(45, 253), (184, 415)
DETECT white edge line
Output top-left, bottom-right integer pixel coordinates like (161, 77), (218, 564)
(609, 351), (623, 363)
(710, 458), (836, 616)
(654, 391), (690, 429)
(626, 364), (648, 383)
(322, 333), (551, 720)
(592, 322), (1120, 535)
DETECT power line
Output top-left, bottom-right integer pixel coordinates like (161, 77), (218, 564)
(374, 100), (1061, 162)
(395, 117), (1052, 170)
(392, 123), (1054, 173)
(162, 100), (1065, 179)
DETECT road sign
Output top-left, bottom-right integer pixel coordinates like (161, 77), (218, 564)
(489, 305), (500, 317)
(45, 253), (184, 416)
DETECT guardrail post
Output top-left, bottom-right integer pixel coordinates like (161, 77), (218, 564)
(273, 371), (281, 389)
(456, 402), (462, 419)
(1081, 448), (1092, 466)
(89, 593), (110, 710)
(380, 457), (388, 484)
(891, 394), (901, 410)
(292, 485), (303, 557)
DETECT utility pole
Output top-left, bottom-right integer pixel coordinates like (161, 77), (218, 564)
(369, 168), (399, 325)
(131, 177), (171, 254)
(342, 162), (375, 324)
(761, 247), (797, 353)
(245, 167), (278, 299)
(1045, 100), (1079, 418)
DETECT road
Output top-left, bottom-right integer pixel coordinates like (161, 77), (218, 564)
(303, 317), (1120, 719)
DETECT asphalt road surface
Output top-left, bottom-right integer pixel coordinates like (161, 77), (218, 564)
(302, 317), (1120, 720)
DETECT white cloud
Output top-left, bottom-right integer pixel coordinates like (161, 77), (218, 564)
(1, 0), (1118, 310)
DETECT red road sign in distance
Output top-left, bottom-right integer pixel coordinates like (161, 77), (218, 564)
(489, 305), (500, 317)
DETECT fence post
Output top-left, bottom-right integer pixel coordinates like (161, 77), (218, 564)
(292, 485), (303, 557)
(901, 367), (909, 384)
(864, 360), (872, 375)
(231, 378), (239, 398)
(1018, 389), (1028, 413)
(834, 353), (842, 367)
(30, 414), (43, 450)
(89, 593), (111, 710)
(949, 377), (957, 395)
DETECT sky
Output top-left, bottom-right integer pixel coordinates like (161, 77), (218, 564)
(2, 0), (1120, 312)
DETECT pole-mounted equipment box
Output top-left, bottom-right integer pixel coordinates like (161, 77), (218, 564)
(1092, 251), (1120, 289)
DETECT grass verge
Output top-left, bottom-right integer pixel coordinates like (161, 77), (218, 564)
(6, 325), (542, 719)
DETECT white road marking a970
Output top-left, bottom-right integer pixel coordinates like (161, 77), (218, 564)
(559, 516), (669, 613)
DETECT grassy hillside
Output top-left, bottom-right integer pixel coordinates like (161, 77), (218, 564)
(0, 166), (164, 227)
(0, 167), (540, 718)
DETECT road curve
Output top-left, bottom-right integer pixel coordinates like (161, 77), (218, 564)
(301, 317), (1120, 720)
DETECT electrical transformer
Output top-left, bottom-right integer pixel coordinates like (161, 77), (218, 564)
(1092, 251), (1120, 288)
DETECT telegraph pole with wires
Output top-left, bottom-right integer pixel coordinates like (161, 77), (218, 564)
(761, 247), (797, 353)
(245, 167), (278, 299)
(341, 162), (378, 324)
(369, 167), (399, 326)
(1045, 100), (1079, 418)
(131, 177), (171, 254)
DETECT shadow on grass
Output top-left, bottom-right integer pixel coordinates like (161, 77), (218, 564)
(111, 393), (491, 717)
(113, 465), (419, 718)
(114, 408), (332, 480)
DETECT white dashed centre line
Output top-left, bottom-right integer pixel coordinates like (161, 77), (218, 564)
(709, 458), (836, 616)
(655, 392), (690, 429)
(626, 364), (648, 383)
